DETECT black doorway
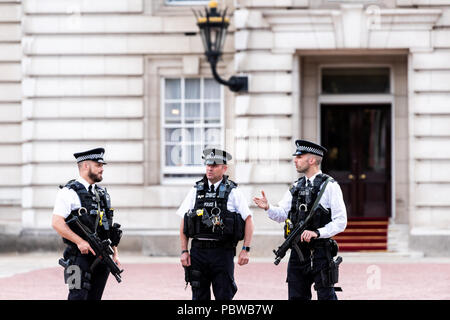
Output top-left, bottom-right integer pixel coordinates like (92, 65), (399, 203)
(321, 104), (392, 218)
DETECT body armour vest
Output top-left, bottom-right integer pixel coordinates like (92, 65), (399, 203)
(183, 175), (245, 246)
(61, 180), (114, 247)
(288, 173), (334, 234)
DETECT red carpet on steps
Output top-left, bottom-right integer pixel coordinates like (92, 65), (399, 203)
(333, 217), (389, 252)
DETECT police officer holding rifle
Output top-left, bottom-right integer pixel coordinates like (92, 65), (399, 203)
(52, 147), (123, 300)
(253, 140), (347, 300)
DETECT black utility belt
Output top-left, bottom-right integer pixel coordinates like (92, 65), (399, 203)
(310, 238), (331, 247)
(298, 238), (332, 250)
(191, 238), (234, 249)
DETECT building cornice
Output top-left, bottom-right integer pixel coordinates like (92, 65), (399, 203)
(261, 7), (442, 31)
(240, 6), (444, 49)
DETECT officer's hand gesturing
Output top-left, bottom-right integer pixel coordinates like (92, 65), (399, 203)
(77, 240), (95, 255)
(253, 190), (269, 211)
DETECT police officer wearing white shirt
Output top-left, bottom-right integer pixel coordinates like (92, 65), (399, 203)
(253, 140), (347, 300)
(51, 147), (122, 300)
(177, 148), (254, 300)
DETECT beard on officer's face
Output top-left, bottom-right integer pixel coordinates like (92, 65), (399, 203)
(88, 166), (103, 183)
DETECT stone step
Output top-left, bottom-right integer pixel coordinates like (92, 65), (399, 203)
(0, 220), (22, 235)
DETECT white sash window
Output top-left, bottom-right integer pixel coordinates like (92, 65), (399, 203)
(161, 77), (224, 179)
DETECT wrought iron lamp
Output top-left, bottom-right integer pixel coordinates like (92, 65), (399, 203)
(193, 1), (248, 92)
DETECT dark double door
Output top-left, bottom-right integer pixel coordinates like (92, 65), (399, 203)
(321, 104), (391, 218)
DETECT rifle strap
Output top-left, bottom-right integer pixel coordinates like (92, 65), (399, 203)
(309, 176), (332, 214)
(292, 242), (304, 261)
(92, 187), (102, 233)
(90, 256), (103, 272)
(293, 177), (332, 262)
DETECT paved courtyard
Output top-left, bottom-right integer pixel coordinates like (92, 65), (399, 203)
(0, 252), (449, 300)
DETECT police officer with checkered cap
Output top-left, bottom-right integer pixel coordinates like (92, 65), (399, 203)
(202, 148), (232, 165)
(176, 148), (254, 300)
(253, 139), (347, 300)
(291, 140), (327, 157)
(52, 147), (122, 300)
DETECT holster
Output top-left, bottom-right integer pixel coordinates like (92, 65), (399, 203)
(59, 258), (73, 283)
(232, 213), (245, 246)
(183, 210), (196, 238)
(59, 256), (92, 291)
(184, 266), (201, 289)
(315, 256), (343, 291)
(283, 219), (294, 239)
(329, 256), (341, 286)
(109, 223), (122, 247)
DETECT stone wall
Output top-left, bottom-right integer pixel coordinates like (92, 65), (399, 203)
(0, 0), (22, 231)
(1, 0), (450, 255)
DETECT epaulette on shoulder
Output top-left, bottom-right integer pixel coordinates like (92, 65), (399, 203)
(63, 180), (86, 192)
(320, 173), (335, 183)
(225, 178), (237, 189)
(289, 184), (295, 193)
(59, 179), (76, 189)
(297, 176), (305, 185)
(289, 177), (303, 194)
(195, 179), (205, 191)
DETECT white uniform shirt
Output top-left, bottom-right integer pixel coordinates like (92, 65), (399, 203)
(175, 178), (252, 221)
(267, 171), (347, 239)
(53, 176), (97, 219)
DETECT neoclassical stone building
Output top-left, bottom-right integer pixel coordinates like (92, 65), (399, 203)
(0, 0), (449, 256)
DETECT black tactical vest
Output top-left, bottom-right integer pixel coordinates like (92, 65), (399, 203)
(288, 173), (334, 233)
(183, 175), (245, 245)
(61, 180), (114, 247)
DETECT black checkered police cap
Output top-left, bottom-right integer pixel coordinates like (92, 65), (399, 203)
(292, 140), (327, 157)
(73, 147), (107, 164)
(202, 148), (232, 165)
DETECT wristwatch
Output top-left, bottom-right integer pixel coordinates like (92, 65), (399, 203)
(313, 230), (320, 238)
(242, 246), (251, 252)
(181, 249), (189, 254)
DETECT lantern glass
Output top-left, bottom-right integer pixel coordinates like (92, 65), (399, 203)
(198, 22), (228, 54)
(199, 26), (209, 52)
(215, 26), (227, 52)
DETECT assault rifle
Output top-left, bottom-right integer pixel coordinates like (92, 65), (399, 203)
(273, 177), (332, 265)
(273, 204), (329, 265)
(66, 216), (124, 283)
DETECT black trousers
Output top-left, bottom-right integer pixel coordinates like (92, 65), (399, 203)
(286, 246), (337, 300)
(189, 245), (237, 300)
(63, 246), (110, 300)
